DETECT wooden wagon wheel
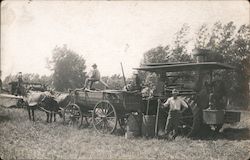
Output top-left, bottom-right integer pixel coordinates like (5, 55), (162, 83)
(63, 103), (83, 128)
(92, 100), (117, 134)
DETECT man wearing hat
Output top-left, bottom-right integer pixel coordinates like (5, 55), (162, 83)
(163, 89), (188, 139)
(84, 64), (100, 89)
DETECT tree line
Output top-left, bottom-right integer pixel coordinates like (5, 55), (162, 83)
(2, 21), (249, 107)
(141, 21), (249, 108)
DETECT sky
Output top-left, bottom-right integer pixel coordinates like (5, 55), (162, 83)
(1, 0), (249, 79)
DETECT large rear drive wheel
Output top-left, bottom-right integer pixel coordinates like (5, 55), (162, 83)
(179, 97), (203, 137)
(92, 100), (117, 134)
(183, 97), (211, 137)
(63, 103), (83, 128)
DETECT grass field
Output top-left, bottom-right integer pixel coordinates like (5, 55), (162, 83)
(0, 107), (249, 160)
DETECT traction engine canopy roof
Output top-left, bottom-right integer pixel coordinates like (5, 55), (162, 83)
(134, 62), (235, 73)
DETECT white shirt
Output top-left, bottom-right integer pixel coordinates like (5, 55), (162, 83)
(164, 97), (188, 110)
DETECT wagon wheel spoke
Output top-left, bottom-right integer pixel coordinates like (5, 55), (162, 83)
(106, 110), (114, 117)
(95, 120), (104, 130)
(104, 102), (110, 114)
(103, 117), (116, 133)
(92, 101), (117, 134)
(95, 118), (104, 126)
(106, 119), (116, 129)
(104, 120), (113, 133)
(63, 104), (82, 128)
(106, 116), (116, 120)
(100, 102), (108, 115)
(103, 121), (108, 133)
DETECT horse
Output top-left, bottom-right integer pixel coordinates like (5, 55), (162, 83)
(24, 91), (62, 122)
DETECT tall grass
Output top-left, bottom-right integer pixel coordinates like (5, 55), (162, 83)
(0, 107), (249, 160)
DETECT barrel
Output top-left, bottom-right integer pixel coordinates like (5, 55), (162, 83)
(125, 113), (142, 139)
(141, 115), (156, 138)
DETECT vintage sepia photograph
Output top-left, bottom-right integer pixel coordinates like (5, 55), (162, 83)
(0, 0), (250, 159)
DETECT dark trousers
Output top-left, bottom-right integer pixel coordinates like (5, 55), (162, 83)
(165, 110), (181, 136)
(84, 78), (99, 89)
(209, 93), (225, 110)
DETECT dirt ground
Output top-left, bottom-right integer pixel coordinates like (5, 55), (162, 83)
(0, 107), (249, 160)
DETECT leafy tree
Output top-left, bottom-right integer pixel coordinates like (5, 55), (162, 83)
(2, 73), (53, 91)
(140, 21), (249, 108)
(106, 74), (125, 90)
(141, 45), (171, 64)
(195, 22), (250, 107)
(141, 24), (192, 65)
(47, 45), (87, 91)
(140, 24), (193, 85)
(195, 24), (210, 49)
(170, 24), (192, 62)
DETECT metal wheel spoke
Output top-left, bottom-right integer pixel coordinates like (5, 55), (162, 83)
(106, 116), (116, 120)
(106, 119), (116, 127)
(93, 101), (117, 134)
(101, 121), (106, 133)
(103, 120), (107, 129)
(95, 118), (104, 126)
(96, 120), (104, 127)
(105, 108), (110, 115)
(106, 110), (114, 117)
(100, 103), (106, 114)
(63, 104), (82, 128)
(95, 121), (104, 131)
(104, 121), (113, 132)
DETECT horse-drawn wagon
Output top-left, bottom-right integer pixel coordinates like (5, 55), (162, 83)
(63, 89), (142, 134)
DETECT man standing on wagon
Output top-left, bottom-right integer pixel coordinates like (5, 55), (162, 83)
(84, 64), (101, 90)
(162, 89), (188, 139)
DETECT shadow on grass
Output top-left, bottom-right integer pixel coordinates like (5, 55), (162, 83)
(192, 127), (250, 141)
(221, 128), (250, 140)
(0, 114), (11, 123)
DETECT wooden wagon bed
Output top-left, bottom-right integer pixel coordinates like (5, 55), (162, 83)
(63, 89), (143, 134)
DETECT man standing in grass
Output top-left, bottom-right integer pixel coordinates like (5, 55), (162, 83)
(163, 89), (188, 139)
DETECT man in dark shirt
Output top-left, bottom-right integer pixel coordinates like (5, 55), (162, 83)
(209, 73), (227, 110)
(17, 72), (23, 96)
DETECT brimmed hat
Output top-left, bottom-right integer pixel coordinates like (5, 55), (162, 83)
(92, 63), (97, 67)
(172, 89), (179, 95)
